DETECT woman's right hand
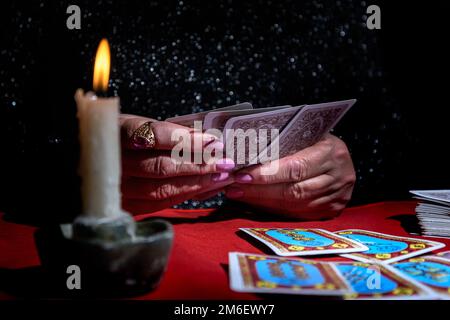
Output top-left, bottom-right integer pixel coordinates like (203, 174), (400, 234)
(120, 114), (235, 214)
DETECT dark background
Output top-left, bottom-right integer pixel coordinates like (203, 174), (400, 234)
(0, 0), (449, 220)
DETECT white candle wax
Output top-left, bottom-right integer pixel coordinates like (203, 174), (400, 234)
(75, 89), (123, 219)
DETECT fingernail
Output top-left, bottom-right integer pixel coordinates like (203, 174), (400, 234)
(208, 141), (224, 151)
(235, 173), (253, 183)
(216, 158), (235, 172)
(211, 172), (229, 182)
(226, 187), (244, 199)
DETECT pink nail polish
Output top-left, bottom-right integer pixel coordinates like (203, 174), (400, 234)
(211, 172), (229, 182)
(235, 173), (253, 183)
(226, 187), (244, 199)
(216, 158), (235, 172)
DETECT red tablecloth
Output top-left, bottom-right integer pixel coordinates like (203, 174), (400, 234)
(1, 201), (449, 299)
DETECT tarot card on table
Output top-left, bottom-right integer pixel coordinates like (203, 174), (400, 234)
(335, 229), (445, 263)
(240, 228), (368, 256)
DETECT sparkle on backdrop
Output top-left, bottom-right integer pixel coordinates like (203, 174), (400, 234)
(0, 0), (402, 209)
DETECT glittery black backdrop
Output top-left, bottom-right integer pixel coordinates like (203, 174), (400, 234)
(1, 1), (449, 221)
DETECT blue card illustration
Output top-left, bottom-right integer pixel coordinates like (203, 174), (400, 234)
(229, 252), (351, 295)
(338, 233), (408, 254)
(336, 264), (397, 295)
(336, 229), (444, 263)
(393, 256), (450, 298)
(265, 229), (334, 247)
(334, 261), (435, 299)
(240, 228), (368, 256)
(255, 258), (325, 287)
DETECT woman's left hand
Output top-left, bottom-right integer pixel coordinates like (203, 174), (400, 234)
(224, 134), (356, 220)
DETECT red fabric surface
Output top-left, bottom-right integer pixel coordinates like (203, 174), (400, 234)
(1, 201), (449, 299)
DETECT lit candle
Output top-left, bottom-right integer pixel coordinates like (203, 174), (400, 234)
(75, 39), (123, 220)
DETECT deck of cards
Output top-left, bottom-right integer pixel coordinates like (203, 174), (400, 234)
(230, 228), (449, 299)
(410, 190), (450, 238)
(166, 99), (356, 168)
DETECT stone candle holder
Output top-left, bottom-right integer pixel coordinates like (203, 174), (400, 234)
(34, 216), (173, 297)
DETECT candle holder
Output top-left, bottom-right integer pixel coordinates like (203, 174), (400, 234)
(34, 216), (174, 297)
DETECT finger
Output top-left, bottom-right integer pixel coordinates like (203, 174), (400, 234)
(225, 174), (336, 201)
(122, 151), (235, 178)
(123, 175), (233, 215)
(123, 183), (229, 215)
(224, 182), (349, 220)
(233, 142), (333, 185)
(120, 114), (150, 146)
(122, 173), (233, 201)
(191, 189), (223, 201)
(120, 114), (220, 151)
(308, 183), (354, 209)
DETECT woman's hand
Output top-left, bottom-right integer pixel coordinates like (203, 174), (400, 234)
(224, 134), (356, 220)
(120, 114), (234, 214)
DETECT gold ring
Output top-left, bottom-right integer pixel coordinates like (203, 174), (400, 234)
(132, 121), (156, 149)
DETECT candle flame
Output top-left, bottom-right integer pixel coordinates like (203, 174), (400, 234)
(93, 38), (111, 93)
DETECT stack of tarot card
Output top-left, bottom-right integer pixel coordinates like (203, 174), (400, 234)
(166, 99), (356, 169)
(410, 190), (450, 238)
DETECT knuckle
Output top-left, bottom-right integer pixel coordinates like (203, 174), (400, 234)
(287, 159), (302, 181)
(298, 158), (309, 180)
(151, 156), (170, 177)
(342, 185), (355, 203)
(341, 193), (352, 204)
(152, 183), (176, 201)
(335, 188), (353, 205)
(288, 158), (308, 181)
(335, 148), (349, 163)
(333, 141), (350, 162)
(329, 202), (346, 213)
(318, 135), (335, 151)
(285, 182), (306, 201)
(345, 171), (357, 186)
